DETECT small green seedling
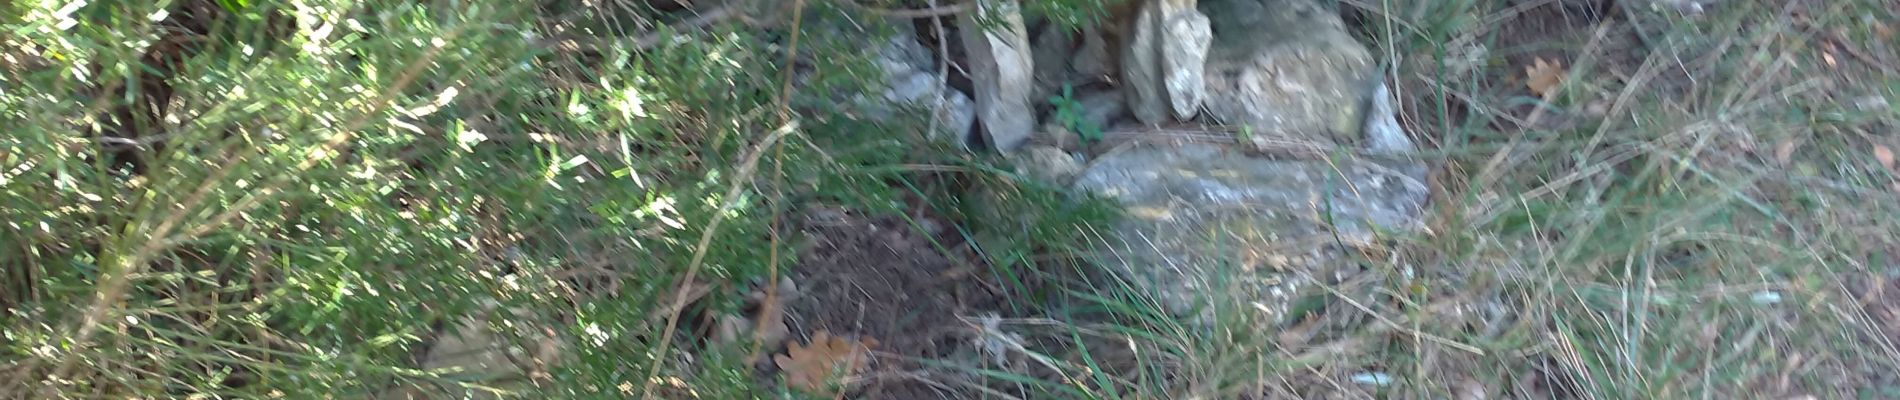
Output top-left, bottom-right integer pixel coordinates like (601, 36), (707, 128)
(1047, 84), (1103, 144)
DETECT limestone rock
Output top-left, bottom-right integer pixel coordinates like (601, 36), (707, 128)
(1161, 6), (1212, 120)
(958, 0), (1037, 151)
(1072, 141), (1428, 321)
(1010, 144), (1084, 185)
(1036, 122), (1083, 152)
(861, 32), (976, 146)
(1201, 0), (1376, 147)
(1032, 25), (1078, 102)
(1071, 27), (1115, 83)
(1074, 88), (1127, 132)
(1070, 6), (1424, 320)
(388, 302), (564, 399)
(1122, 0), (1213, 124)
(1363, 80), (1414, 156)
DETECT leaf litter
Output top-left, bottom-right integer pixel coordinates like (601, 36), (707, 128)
(1524, 57), (1567, 98)
(775, 330), (880, 394)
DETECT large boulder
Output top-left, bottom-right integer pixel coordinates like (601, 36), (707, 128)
(1201, 0), (1378, 148)
(1073, 142), (1427, 320)
(1070, 0), (1425, 319)
(381, 301), (564, 399)
(958, 0), (1038, 151)
(1121, 0), (1213, 124)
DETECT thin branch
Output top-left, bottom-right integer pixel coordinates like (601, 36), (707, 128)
(640, 0), (810, 396)
(634, 5), (744, 48)
(534, 4), (744, 51)
(838, 0), (973, 19)
(543, 0), (968, 53)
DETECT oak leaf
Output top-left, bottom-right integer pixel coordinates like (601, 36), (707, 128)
(646, 278), (711, 324)
(1525, 57), (1566, 97)
(774, 331), (878, 394)
(1773, 140), (1800, 165)
(1874, 144), (1895, 171)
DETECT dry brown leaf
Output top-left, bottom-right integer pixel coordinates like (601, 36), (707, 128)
(1874, 144), (1895, 171)
(714, 277), (795, 347)
(774, 331), (878, 394)
(646, 278), (712, 323)
(1774, 140), (1800, 165)
(1583, 98), (1612, 116)
(1453, 377), (1489, 400)
(1525, 57), (1566, 97)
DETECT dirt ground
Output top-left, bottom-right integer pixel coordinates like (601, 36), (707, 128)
(773, 203), (1010, 399)
(1851, 274), (1900, 389)
(764, 4), (1657, 399)
(751, 1), (1900, 398)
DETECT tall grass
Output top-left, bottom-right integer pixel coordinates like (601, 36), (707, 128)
(1000, 0), (1900, 398)
(1, 0), (845, 397)
(2, 0), (1129, 397)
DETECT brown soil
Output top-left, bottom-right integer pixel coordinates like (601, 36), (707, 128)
(1850, 274), (1900, 391)
(776, 203), (1010, 399)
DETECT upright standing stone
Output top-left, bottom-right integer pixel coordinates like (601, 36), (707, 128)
(1161, 2), (1211, 120)
(1201, 0), (1376, 148)
(959, 0), (1037, 151)
(1122, 0), (1212, 125)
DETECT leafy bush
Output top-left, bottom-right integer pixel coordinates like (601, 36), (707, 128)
(0, 0), (993, 397)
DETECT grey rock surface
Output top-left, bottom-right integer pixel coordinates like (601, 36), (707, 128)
(1071, 7), (1424, 320)
(1122, 0), (1212, 124)
(1075, 88), (1128, 131)
(958, 0), (1037, 151)
(1073, 142), (1427, 320)
(387, 302), (562, 399)
(1201, 0), (1377, 147)
(1011, 144), (1085, 185)
(861, 32), (976, 146)
(1032, 25), (1078, 102)
(1161, 6), (1212, 120)
(1071, 26), (1115, 83)
(1363, 80), (1414, 155)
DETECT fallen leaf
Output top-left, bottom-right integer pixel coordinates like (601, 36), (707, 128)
(1454, 377), (1489, 400)
(647, 278), (712, 324)
(1583, 98), (1612, 116)
(1875, 144), (1895, 171)
(1349, 371), (1393, 386)
(1773, 140), (1799, 165)
(714, 316), (748, 345)
(775, 331), (878, 394)
(1525, 57), (1567, 97)
(714, 277), (794, 347)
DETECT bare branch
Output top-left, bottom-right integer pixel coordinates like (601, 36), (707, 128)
(838, 0), (972, 19)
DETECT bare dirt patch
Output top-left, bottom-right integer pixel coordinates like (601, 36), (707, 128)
(776, 203), (1009, 399)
